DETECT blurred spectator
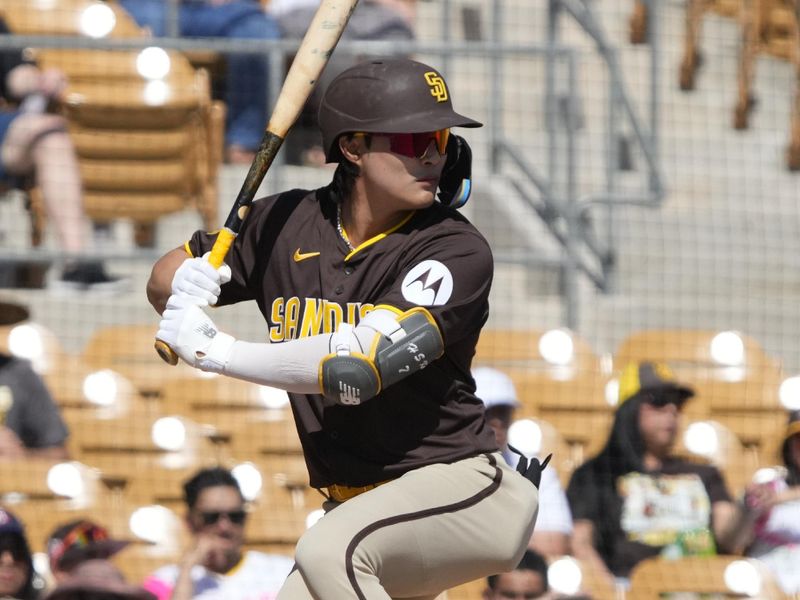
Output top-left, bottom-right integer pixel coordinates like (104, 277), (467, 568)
(116, 0), (281, 164)
(738, 410), (800, 594)
(43, 559), (154, 600)
(0, 19), (123, 291)
(0, 507), (40, 600)
(474, 366), (573, 560)
(483, 549), (549, 600)
(566, 361), (741, 585)
(0, 300), (69, 459)
(270, 0), (415, 166)
(46, 520), (130, 585)
(142, 467), (293, 600)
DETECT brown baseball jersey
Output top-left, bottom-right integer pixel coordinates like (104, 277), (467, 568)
(187, 187), (498, 489)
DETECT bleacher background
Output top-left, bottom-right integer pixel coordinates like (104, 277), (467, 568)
(0, 0), (799, 598)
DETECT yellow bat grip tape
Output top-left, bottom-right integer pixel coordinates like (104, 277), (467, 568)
(208, 228), (236, 268)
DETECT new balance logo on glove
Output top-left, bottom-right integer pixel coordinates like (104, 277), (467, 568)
(195, 323), (217, 339)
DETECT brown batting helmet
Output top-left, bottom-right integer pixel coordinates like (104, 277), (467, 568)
(319, 58), (482, 162)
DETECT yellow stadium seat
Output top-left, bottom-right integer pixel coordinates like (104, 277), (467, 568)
(509, 417), (576, 488)
(67, 413), (221, 484)
(476, 328), (604, 373)
(614, 329), (784, 453)
(229, 418), (304, 460)
(0, 0), (143, 38)
(2, 1), (223, 245)
(0, 320), (68, 376)
(81, 324), (204, 398)
(0, 459), (103, 508)
(160, 376), (291, 423)
(628, 555), (789, 599)
(675, 419), (759, 496)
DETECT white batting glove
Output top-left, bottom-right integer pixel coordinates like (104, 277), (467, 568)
(157, 294), (236, 372)
(171, 253), (232, 307)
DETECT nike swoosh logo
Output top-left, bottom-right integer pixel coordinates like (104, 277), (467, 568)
(293, 248), (320, 262)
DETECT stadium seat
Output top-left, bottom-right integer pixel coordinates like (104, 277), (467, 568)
(474, 328), (608, 416)
(245, 502), (313, 551)
(627, 555), (789, 599)
(2, 1), (223, 246)
(735, 0), (799, 131)
(67, 412), (221, 484)
(228, 418), (304, 459)
(524, 371), (613, 462)
(0, 319), (69, 376)
(0, 0), (143, 38)
(674, 418), (758, 496)
(81, 324), (204, 398)
(676, 0), (742, 91)
(0, 459), (103, 508)
(475, 328), (604, 373)
(614, 328), (785, 453)
(508, 417), (577, 487)
(43, 363), (144, 423)
(160, 376), (290, 425)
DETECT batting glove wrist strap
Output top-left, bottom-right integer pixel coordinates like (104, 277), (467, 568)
(157, 296), (236, 373)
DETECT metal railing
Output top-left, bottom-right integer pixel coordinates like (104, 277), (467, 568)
(0, 0), (664, 328)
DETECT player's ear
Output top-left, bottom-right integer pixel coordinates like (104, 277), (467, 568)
(339, 134), (363, 163)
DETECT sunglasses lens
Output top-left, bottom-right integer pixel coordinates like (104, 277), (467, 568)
(386, 130), (450, 159)
(229, 510), (247, 525)
(200, 510), (246, 526)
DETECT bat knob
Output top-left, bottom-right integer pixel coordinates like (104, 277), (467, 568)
(155, 339), (179, 366)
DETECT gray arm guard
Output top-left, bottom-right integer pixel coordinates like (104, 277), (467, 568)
(319, 307), (444, 406)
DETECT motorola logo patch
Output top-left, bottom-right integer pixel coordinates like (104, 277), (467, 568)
(401, 260), (453, 306)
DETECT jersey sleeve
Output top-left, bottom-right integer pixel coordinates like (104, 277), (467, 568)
(566, 463), (601, 524)
(699, 464), (733, 504)
(373, 228), (492, 347)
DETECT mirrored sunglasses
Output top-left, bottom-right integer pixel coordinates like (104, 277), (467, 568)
(355, 129), (450, 159)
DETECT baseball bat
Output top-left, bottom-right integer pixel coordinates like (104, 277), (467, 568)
(155, 0), (360, 365)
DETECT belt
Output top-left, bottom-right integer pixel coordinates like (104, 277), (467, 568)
(325, 480), (392, 503)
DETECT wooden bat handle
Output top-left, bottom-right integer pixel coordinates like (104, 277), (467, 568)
(155, 0), (359, 365)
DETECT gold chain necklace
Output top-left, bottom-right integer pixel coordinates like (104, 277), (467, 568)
(336, 203), (355, 250)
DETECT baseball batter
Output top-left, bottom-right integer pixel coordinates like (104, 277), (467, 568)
(148, 58), (540, 599)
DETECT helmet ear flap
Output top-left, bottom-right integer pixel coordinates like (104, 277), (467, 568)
(437, 135), (473, 209)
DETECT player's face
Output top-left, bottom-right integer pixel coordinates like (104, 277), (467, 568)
(357, 132), (446, 212)
(638, 394), (682, 457)
(484, 570), (547, 600)
(188, 485), (246, 569)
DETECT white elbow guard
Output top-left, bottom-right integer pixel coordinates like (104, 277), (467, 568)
(319, 307), (444, 406)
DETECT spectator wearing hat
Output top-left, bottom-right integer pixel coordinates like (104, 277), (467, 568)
(142, 467), (293, 600)
(46, 520), (130, 584)
(473, 367), (573, 560)
(44, 559), (154, 600)
(737, 410), (800, 594)
(566, 361), (742, 586)
(0, 507), (40, 600)
(0, 301), (68, 459)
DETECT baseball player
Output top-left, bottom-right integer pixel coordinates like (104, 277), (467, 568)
(148, 58), (541, 600)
